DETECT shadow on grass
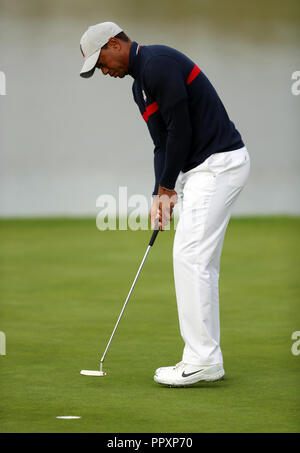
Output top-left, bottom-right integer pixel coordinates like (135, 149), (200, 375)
(78, 376), (231, 391)
(152, 377), (231, 390)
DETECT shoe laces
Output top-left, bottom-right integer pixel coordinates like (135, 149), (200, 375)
(174, 361), (184, 370)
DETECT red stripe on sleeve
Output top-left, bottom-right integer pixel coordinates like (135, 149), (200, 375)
(142, 101), (159, 122)
(187, 65), (201, 85)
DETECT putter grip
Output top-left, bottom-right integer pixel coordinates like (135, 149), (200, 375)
(149, 221), (159, 247)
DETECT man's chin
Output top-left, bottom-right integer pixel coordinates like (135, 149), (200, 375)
(108, 71), (127, 79)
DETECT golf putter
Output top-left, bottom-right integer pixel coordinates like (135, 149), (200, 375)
(80, 221), (160, 377)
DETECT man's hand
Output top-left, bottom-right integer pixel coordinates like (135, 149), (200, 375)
(150, 186), (178, 230)
(150, 195), (159, 230)
(157, 185), (178, 230)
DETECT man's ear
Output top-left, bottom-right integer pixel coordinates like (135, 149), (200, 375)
(107, 37), (121, 51)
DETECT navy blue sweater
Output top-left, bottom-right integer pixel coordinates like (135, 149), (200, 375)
(129, 41), (244, 194)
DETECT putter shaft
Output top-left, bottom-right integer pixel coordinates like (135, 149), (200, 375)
(100, 225), (159, 370)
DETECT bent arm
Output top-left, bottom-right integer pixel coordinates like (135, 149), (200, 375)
(145, 56), (192, 191)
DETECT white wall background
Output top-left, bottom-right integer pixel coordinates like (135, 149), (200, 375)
(0, 3), (299, 217)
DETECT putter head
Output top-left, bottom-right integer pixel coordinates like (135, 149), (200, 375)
(80, 370), (106, 376)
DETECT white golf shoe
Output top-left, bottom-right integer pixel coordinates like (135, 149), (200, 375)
(154, 361), (225, 387)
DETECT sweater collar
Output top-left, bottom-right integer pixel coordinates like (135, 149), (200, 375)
(128, 41), (142, 79)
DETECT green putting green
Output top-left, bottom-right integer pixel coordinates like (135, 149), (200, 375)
(0, 217), (299, 433)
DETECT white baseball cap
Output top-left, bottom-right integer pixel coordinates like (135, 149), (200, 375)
(80, 22), (123, 78)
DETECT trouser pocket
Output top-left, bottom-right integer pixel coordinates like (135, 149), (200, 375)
(228, 150), (250, 189)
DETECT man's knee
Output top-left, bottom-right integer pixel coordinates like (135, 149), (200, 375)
(173, 242), (200, 268)
(173, 242), (219, 275)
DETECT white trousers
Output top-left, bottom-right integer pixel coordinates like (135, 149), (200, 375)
(173, 147), (250, 366)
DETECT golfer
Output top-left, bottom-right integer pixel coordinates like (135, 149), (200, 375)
(79, 22), (250, 387)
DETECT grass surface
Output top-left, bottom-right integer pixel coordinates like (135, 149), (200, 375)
(0, 217), (299, 433)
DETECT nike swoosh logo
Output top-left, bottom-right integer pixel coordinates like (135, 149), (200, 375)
(182, 369), (204, 378)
